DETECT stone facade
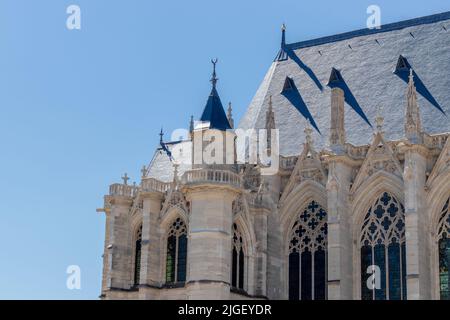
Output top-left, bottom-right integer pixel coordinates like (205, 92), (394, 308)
(97, 13), (450, 300)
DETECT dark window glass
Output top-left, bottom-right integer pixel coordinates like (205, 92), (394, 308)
(134, 225), (142, 285)
(439, 237), (450, 300)
(239, 249), (245, 289)
(314, 248), (326, 300)
(301, 250), (312, 300)
(361, 245), (373, 300)
(232, 248), (238, 288)
(388, 242), (401, 300)
(166, 235), (176, 283)
(288, 252), (300, 300)
(374, 244), (386, 300)
(177, 234), (187, 282)
(360, 193), (406, 300)
(288, 201), (327, 300)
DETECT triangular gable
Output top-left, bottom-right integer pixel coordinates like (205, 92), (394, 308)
(351, 132), (403, 193)
(280, 142), (325, 204)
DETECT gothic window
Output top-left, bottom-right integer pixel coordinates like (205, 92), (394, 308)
(437, 198), (450, 300)
(231, 223), (245, 290)
(288, 201), (327, 300)
(166, 218), (187, 284)
(360, 192), (407, 300)
(134, 225), (142, 285)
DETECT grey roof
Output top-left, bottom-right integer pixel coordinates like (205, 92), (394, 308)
(148, 12), (450, 181)
(239, 11), (450, 156)
(147, 140), (192, 183)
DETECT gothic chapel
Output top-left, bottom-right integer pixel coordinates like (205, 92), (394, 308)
(98, 12), (450, 300)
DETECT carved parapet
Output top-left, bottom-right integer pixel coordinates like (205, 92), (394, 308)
(141, 178), (170, 194)
(181, 168), (242, 189)
(109, 183), (139, 197)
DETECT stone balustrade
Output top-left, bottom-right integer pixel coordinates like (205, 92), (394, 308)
(181, 168), (241, 188)
(109, 183), (139, 197)
(141, 178), (171, 193)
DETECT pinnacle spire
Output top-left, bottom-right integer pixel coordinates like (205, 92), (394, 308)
(405, 68), (422, 143)
(210, 58), (218, 89)
(274, 24), (288, 61)
(375, 106), (384, 133)
(189, 115), (194, 133)
(227, 102), (234, 128)
(304, 119), (313, 146)
(199, 59), (231, 130)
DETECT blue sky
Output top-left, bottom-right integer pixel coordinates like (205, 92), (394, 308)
(0, 0), (449, 299)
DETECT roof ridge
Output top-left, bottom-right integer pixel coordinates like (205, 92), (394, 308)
(287, 11), (450, 50)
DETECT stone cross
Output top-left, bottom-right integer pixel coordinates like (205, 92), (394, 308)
(121, 173), (129, 185)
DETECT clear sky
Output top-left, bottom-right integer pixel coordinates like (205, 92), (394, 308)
(0, 0), (449, 300)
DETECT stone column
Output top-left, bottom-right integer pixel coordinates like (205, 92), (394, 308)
(326, 158), (353, 299)
(403, 146), (430, 299)
(185, 186), (238, 300)
(251, 206), (269, 297)
(107, 197), (133, 290)
(139, 191), (163, 299)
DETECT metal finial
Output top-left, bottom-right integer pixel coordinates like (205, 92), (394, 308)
(210, 58), (219, 88)
(189, 115), (194, 133)
(159, 127), (164, 143)
(121, 173), (129, 185)
(281, 23), (286, 47)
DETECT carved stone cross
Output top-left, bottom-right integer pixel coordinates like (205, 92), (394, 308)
(121, 173), (129, 185)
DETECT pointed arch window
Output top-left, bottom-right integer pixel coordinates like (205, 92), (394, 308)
(231, 223), (245, 290)
(134, 225), (142, 285)
(288, 201), (327, 300)
(166, 218), (187, 284)
(360, 192), (407, 300)
(437, 198), (450, 300)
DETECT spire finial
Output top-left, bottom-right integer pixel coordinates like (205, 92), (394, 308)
(281, 23), (286, 47)
(189, 115), (194, 133)
(159, 127), (164, 143)
(227, 102), (234, 128)
(210, 58), (219, 88)
(375, 106), (384, 132)
(304, 119), (313, 145)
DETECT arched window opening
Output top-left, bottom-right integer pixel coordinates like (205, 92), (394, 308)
(360, 192), (407, 300)
(134, 225), (142, 286)
(437, 198), (450, 300)
(231, 223), (245, 290)
(288, 201), (327, 300)
(166, 218), (187, 284)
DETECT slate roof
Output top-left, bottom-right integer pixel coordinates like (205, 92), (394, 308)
(148, 12), (450, 180)
(239, 11), (450, 156)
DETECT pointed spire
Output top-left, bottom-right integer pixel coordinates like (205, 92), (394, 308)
(210, 58), (218, 89)
(159, 127), (164, 144)
(375, 105), (384, 133)
(405, 68), (422, 143)
(227, 102), (234, 128)
(189, 115), (194, 133)
(275, 24), (288, 61)
(199, 59), (232, 130)
(304, 119), (313, 146)
(265, 95), (276, 153)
